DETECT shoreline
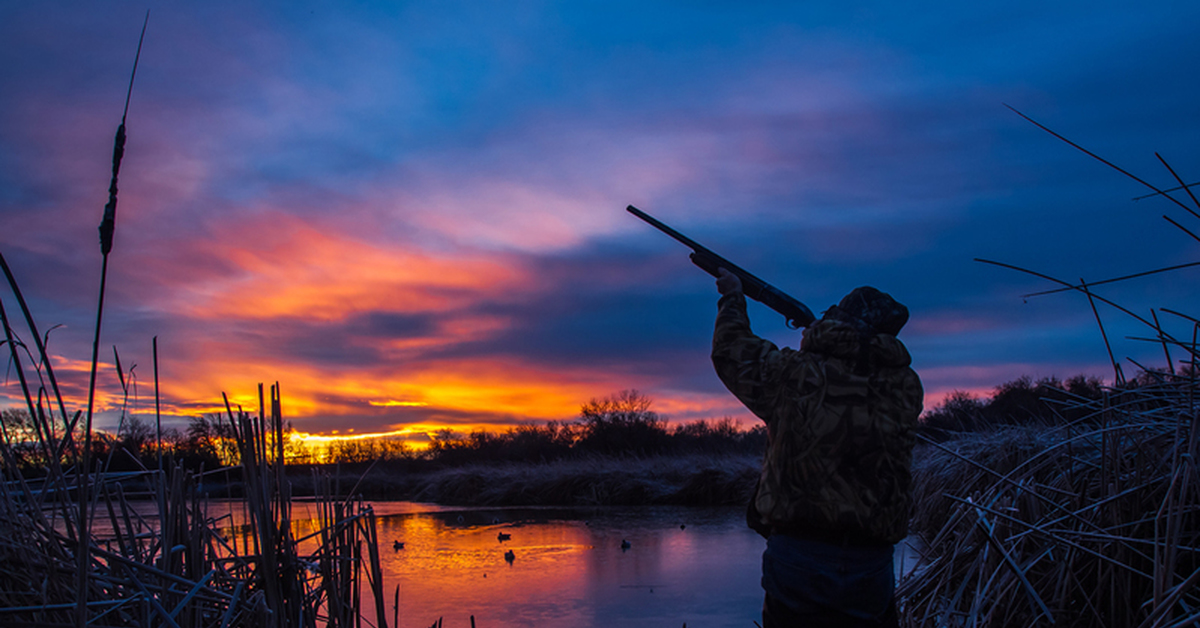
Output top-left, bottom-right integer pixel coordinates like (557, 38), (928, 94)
(283, 452), (762, 507)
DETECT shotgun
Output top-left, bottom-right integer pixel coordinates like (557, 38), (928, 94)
(627, 205), (816, 329)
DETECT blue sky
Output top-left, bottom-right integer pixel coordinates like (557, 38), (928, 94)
(2, 1), (1199, 438)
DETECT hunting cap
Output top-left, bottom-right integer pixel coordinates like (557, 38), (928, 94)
(830, 286), (909, 336)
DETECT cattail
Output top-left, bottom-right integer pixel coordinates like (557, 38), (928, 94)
(97, 122), (124, 255)
(79, 14), (149, 628)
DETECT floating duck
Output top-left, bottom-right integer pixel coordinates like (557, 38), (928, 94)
(620, 539), (631, 550)
(392, 541), (405, 551)
(504, 549), (515, 563)
(680, 524), (686, 530)
(497, 532), (511, 542)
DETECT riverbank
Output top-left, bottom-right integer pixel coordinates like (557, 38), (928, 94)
(286, 453), (762, 507)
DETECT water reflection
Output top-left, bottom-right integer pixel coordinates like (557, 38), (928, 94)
(77, 504), (916, 624)
(371, 504), (764, 628)
(83, 500), (913, 627)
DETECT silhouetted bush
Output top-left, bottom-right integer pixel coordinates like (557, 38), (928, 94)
(0, 408), (42, 473)
(921, 374), (1108, 439)
(1, 408), (177, 475)
(670, 417), (766, 455)
(575, 390), (670, 456)
(174, 414), (236, 470)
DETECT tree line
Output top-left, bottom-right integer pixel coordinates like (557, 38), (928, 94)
(3, 374), (1151, 476)
(913, 372), (1178, 438)
(0, 390), (766, 475)
(425, 389), (765, 466)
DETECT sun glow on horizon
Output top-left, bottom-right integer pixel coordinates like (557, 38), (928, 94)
(291, 427), (430, 446)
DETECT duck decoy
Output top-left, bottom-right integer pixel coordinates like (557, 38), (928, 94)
(497, 532), (511, 542)
(504, 549), (515, 563)
(620, 539), (631, 550)
(393, 541), (405, 551)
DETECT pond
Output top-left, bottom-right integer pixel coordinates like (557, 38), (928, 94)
(92, 499), (916, 627)
(357, 502), (765, 628)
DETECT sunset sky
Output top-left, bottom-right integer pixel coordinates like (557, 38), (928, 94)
(2, 2), (1199, 444)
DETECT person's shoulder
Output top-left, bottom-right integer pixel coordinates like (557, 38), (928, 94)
(799, 319), (859, 355)
(870, 334), (913, 368)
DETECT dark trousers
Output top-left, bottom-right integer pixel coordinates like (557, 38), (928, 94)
(761, 533), (897, 628)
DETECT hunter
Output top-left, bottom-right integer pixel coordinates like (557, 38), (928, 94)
(711, 268), (923, 627)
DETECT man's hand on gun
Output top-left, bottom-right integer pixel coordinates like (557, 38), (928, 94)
(716, 268), (743, 296)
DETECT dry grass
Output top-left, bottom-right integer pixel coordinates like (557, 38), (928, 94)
(899, 126), (1200, 627)
(2, 152), (392, 624)
(899, 374), (1200, 627)
(0, 377), (391, 627)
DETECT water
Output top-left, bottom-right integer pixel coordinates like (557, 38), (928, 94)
(364, 503), (765, 628)
(86, 500), (917, 627)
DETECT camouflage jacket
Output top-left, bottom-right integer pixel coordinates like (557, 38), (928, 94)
(712, 293), (923, 544)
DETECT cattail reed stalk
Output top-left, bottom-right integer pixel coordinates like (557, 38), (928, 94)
(1, 28), (395, 628)
(0, 252), (70, 432)
(1021, 261), (1200, 298)
(1079, 278), (1125, 385)
(3, 46), (392, 628)
(1004, 105), (1191, 214)
(0, 294), (38, 434)
(1156, 153), (1200, 220)
(154, 336), (162, 467)
(78, 14), (149, 627)
(906, 140), (1200, 623)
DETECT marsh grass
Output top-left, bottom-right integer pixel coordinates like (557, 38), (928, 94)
(0, 44), (394, 622)
(899, 135), (1200, 626)
(0, 385), (392, 627)
(1, 254), (391, 627)
(899, 379), (1200, 626)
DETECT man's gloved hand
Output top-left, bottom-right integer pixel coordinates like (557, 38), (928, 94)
(716, 268), (743, 296)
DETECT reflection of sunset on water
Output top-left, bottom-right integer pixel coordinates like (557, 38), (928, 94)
(361, 505), (764, 627)
(83, 499), (766, 627)
(378, 513), (601, 625)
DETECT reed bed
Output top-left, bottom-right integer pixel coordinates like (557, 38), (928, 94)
(899, 378), (1200, 626)
(904, 229), (1200, 624)
(0, 318), (391, 628)
(896, 118), (1200, 627)
(1, 43), (393, 621)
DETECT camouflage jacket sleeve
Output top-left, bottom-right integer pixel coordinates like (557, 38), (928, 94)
(711, 292), (788, 424)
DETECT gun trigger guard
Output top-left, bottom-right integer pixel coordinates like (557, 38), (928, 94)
(786, 319), (802, 330)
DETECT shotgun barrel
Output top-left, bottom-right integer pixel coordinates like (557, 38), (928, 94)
(627, 205), (815, 329)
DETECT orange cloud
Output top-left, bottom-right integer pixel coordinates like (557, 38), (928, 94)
(168, 209), (524, 321)
(145, 345), (637, 432)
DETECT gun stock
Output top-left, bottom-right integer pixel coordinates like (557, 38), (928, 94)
(627, 205), (815, 329)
